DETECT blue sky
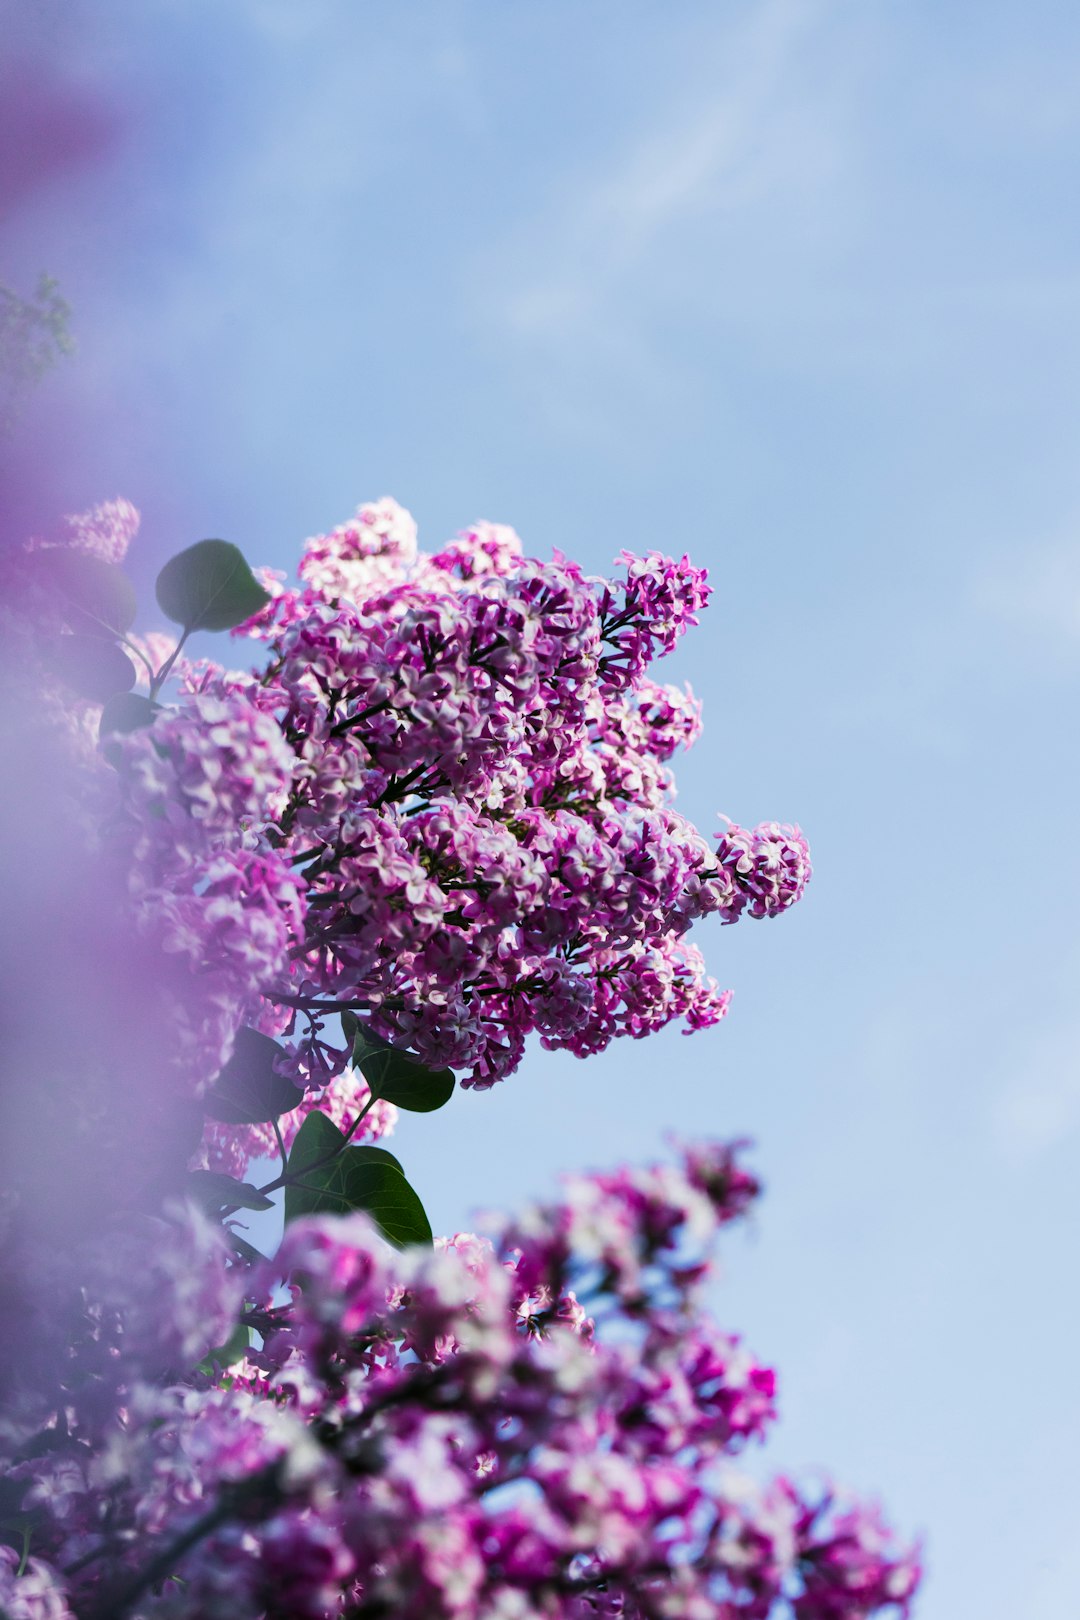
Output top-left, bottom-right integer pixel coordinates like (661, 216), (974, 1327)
(6, 1), (1080, 1613)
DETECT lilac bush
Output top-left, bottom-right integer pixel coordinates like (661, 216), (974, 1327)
(0, 496), (918, 1618)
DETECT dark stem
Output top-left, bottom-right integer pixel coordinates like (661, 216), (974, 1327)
(148, 627), (191, 699)
(254, 1093), (377, 1197)
(268, 993), (375, 1012)
(117, 633), (157, 686)
(330, 698), (393, 737)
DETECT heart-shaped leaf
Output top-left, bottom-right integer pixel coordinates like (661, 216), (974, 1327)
(45, 633), (136, 703)
(284, 1111), (431, 1246)
(204, 1027), (305, 1124)
(346, 1143), (405, 1175)
(99, 691), (157, 739)
(155, 539), (270, 632)
(37, 548), (137, 636)
(282, 1115), (405, 1184)
(348, 1025), (455, 1113)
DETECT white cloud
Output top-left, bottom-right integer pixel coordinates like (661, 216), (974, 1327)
(485, 0), (852, 347)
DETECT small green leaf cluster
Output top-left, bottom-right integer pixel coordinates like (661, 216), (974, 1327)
(341, 1011), (456, 1111)
(34, 536), (270, 734)
(271, 1012), (458, 1246)
(283, 1114), (432, 1247)
(194, 1014), (454, 1253)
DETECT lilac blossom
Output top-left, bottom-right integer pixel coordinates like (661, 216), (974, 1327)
(714, 819), (814, 922)
(0, 1144), (917, 1620)
(0, 496), (920, 1620)
(88, 494), (809, 1106)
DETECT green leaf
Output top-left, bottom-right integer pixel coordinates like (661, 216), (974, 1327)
(37, 548), (137, 636)
(99, 691), (156, 738)
(285, 1108), (347, 1173)
(194, 1318), (251, 1376)
(349, 1026), (455, 1112)
(45, 633), (136, 703)
(288, 1158), (433, 1247)
(155, 539), (270, 633)
(284, 1111), (432, 1247)
(347, 1143), (405, 1175)
(186, 1170), (275, 1213)
(204, 1027), (305, 1124)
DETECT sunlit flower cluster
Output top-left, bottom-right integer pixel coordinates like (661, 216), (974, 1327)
(111, 498), (809, 1114)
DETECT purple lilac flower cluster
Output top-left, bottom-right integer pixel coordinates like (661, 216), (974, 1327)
(0, 496), (919, 1620)
(109, 498), (809, 1144)
(0, 1143), (918, 1620)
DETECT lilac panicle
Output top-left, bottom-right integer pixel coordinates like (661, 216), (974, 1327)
(98, 496), (811, 1118)
(1, 1143), (917, 1620)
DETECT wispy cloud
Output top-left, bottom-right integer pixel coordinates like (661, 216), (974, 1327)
(458, 0), (869, 445)
(484, 0), (850, 346)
